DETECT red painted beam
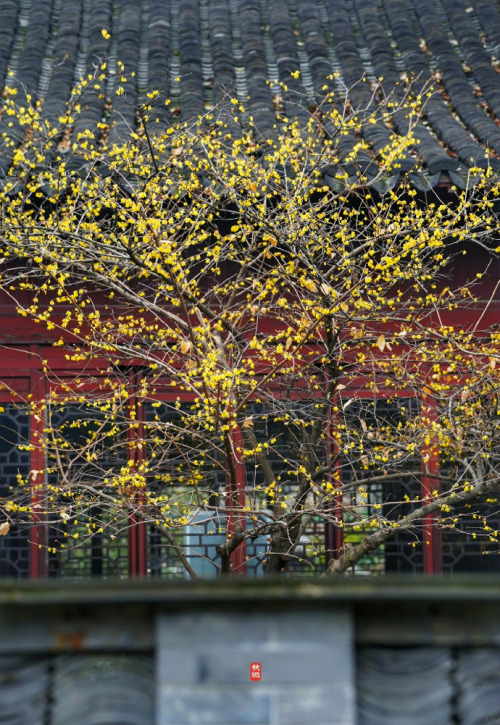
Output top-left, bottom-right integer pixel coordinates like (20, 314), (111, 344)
(227, 425), (247, 576)
(128, 370), (148, 578)
(29, 364), (48, 578)
(421, 394), (443, 576)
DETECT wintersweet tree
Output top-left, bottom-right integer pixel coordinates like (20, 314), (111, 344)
(0, 74), (499, 577)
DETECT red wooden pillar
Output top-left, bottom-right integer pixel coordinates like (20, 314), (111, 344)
(29, 367), (48, 578)
(227, 425), (247, 575)
(421, 393), (443, 575)
(325, 405), (343, 564)
(128, 370), (147, 577)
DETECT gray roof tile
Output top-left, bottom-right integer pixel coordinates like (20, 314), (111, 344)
(2, 0), (500, 187)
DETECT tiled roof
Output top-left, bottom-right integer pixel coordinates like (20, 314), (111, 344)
(2, 0), (500, 189)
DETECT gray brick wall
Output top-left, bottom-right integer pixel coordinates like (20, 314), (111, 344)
(156, 609), (355, 725)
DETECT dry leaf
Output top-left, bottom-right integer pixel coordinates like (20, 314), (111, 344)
(360, 419), (367, 432)
(336, 383), (347, 391)
(320, 282), (330, 295)
(343, 398), (354, 411)
(0, 522), (10, 536)
(377, 334), (386, 352)
(340, 302), (349, 313)
(180, 340), (191, 354)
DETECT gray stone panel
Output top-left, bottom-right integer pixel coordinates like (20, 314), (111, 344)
(158, 691), (271, 725)
(156, 611), (271, 645)
(160, 649), (339, 684)
(156, 608), (354, 725)
(277, 687), (352, 725)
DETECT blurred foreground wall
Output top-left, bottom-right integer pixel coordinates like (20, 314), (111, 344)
(0, 578), (499, 725)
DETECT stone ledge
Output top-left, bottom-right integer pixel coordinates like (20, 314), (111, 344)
(1, 575), (500, 608)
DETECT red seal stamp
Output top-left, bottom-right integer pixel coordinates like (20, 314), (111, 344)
(250, 662), (262, 681)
